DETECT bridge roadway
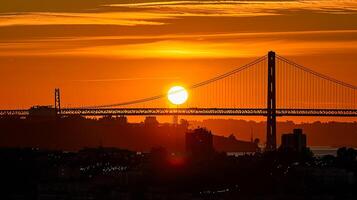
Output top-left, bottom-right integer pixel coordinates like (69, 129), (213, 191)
(1, 108), (357, 117)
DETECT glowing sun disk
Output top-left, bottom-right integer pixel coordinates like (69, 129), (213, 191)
(167, 86), (188, 105)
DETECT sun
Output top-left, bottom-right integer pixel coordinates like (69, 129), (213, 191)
(167, 86), (188, 105)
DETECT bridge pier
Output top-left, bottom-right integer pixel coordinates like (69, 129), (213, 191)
(266, 51), (277, 151)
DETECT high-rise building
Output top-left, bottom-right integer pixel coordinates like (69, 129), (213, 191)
(280, 128), (307, 152)
(185, 128), (214, 158)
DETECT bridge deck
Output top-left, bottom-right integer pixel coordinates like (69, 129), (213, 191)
(1, 108), (357, 117)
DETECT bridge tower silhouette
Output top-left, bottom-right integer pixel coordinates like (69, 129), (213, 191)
(54, 88), (61, 115)
(266, 51), (277, 151)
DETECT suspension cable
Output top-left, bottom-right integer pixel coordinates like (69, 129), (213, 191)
(69, 55), (267, 109)
(276, 55), (357, 90)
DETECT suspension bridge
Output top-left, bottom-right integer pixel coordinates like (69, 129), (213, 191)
(1, 51), (356, 150)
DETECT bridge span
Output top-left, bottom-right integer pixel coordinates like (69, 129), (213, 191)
(1, 108), (357, 117)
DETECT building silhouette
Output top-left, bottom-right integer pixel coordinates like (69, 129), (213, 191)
(280, 128), (307, 152)
(185, 128), (214, 158)
(144, 116), (159, 127)
(28, 106), (56, 118)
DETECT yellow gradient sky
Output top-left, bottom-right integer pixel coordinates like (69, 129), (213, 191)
(0, 0), (357, 119)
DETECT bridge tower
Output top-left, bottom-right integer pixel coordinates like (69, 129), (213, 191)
(266, 51), (277, 151)
(54, 88), (61, 115)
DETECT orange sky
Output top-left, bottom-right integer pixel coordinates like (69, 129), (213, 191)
(0, 0), (357, 123)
